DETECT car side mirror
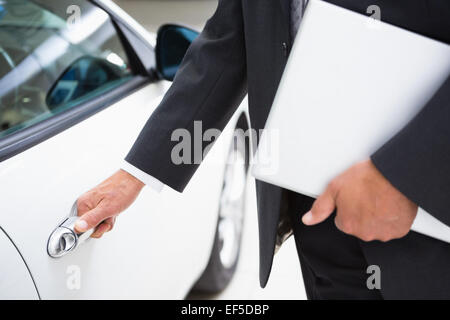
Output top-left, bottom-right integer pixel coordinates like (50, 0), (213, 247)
(46, 56), (127, 109)
(155, 24), (199, 81)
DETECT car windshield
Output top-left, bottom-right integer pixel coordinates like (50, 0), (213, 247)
(0, 0), (133, 138)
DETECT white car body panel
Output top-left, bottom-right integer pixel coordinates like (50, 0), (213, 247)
(0, 228), (39, 299)
(0, 80), (247, 298)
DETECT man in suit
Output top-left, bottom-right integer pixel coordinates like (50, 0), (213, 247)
(74, 0), (450, 299)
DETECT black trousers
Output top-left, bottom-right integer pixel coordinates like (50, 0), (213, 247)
(285, 191), (383, 300)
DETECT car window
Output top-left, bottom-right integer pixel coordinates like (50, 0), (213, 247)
(0, 0), (134, 138)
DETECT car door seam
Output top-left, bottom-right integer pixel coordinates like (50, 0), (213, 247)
(0, 226), (41, 299)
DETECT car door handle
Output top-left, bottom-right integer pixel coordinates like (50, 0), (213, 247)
(47, 202), (94, 258)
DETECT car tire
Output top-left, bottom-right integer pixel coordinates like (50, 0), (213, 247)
(192, 115), (250, 293)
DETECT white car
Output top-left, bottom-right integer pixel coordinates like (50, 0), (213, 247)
(0, 0), (250, 299)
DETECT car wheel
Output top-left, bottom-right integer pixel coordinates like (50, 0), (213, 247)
(193, 116), (249, 293)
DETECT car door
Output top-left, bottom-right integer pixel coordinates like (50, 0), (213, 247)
(0, 0), (224, 299)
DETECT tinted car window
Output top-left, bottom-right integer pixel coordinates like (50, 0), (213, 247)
(0, 0), (133, 138)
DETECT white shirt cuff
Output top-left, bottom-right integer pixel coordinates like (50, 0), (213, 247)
(121, 161), (164, 193)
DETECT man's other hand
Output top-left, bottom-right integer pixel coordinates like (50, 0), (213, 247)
(302, 159), (418, 242)
(74, 169), (145, 238)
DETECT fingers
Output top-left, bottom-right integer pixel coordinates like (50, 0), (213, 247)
(302, 183), (337, 226)
(73, 170), (143, 238)
(74, 203), (111, 233)
(76, 196), (92, 216)
(91, 217), (116, 238)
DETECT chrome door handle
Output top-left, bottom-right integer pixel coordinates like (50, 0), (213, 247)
(47, 202), (93, 258)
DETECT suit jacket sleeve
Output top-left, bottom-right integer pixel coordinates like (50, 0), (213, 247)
(371, 74), (450, 225)
(126, 0), (247, 192)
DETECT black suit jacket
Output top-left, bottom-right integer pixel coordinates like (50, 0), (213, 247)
(127, 0), (450, 297)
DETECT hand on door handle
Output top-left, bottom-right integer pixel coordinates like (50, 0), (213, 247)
(47, 202), (94, 258)
(74, 169), (144, 238)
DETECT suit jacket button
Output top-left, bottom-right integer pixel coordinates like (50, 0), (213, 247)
(282, 42), (288, 57)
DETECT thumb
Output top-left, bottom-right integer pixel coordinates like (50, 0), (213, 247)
(302, 185), (337, 226)
(75, 204), (110, 233)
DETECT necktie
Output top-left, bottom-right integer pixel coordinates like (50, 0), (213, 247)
(290, 0), (307, 43)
